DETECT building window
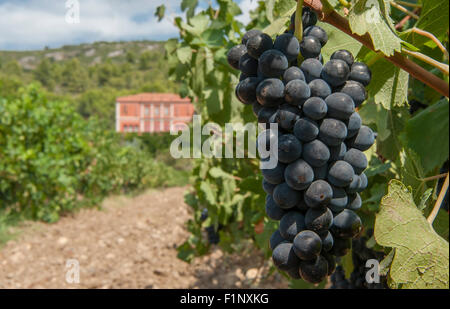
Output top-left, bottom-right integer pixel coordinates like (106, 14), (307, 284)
(155, 106), (160, 116)
(164, 106), (169, 116)
(123, 105), (128, 115)
(145, 106), (150, 116)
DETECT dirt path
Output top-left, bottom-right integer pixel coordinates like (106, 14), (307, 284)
(0, 187), (287, 289)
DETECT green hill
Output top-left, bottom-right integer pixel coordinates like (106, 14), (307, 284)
(0, 40), (178, 128)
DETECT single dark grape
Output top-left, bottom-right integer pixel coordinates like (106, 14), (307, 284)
(236, 77), (261, 105)
(325, 92), (355, 120)
(308, 79), (331, 99)
(336, 80), (367, 107)
(357, 173), (368, 192)
(303, 139), (330, 167)
(227, 44), (247, 70)
(247, 33), (273, 59)
(284, 79), (311, 107)
(304, 26), (328, 47)
(293, 230), (322, 260)
(329, 186), (348, 213)
(283, 66), (305, 83)
(272, 242), (300, 271)
(269, 229), (287, 250)
(262, 160), (286, 184)
(305, 206), (333, 234)
(277, 134), (303, 164)
(304, 180), (333, 208)
(300, 58), (323, 83)
(294, 117), (319, 142)
(299, 256), (328, 284)
(349, 62), (372, 86)
(330, 49), (354, 67)
(258, 49), (289, 78)
(242, 29), (262, 45)
(319, 118), (348, 147)
(256, 78), (285, 107)
(346, 125), (375, 151)
(346, 174), (361, 194)
(303, 97), (328, 120)
(321, 231), (334, 252)
(276, 104), (301, 131)
(200, 208), (209, 221)
(266, 194), (287, 220)
(346, 112), (362, 138)
(328, 160), (355, 187)
(302, 7), (318, 28)
(331, 209), (362, 239)
(329, 142), (347, 161)
(274, 33), (300, 61)
(273, 182), (303, 210)
(239, 53), (258, 75)
(344, 148), (368, 174)
(257, 107), (278, 127)
(252, 101), (263, 117)
(300, 36), (322, 59)
(347, 193), (362, 211)
(279, 211), (306, 241)
(263, 178), (277, 195)
(313, 163), (328, 181)
(321, 59), (350, 87)
(285, 159), (314, 190)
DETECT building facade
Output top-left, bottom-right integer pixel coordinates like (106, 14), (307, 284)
(115, 93), (194, 133)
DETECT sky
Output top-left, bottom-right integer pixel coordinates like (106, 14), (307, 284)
(0, 0), (258, 51)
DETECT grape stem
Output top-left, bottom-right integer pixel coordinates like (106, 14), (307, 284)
(403, 28), (449, 60)
(302, 0), (450, 98)
(403, 49), (449, 75)
(422, 173), (449, 182)
(427, 173), (449, 224)
(294, 0), (304, 65)
(390, 1), (419, 20)
(393, 1), (422, 9)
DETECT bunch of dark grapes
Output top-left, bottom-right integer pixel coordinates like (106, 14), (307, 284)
(330, 231), (388, 289)
(227, 7), (376, 284)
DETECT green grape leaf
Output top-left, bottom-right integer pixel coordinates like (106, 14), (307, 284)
(375, 180), (449, 289)
(366, 57), (409, 109)
(398, 148), (427, 201)
(263, 6), (296, 37)
(154, 5), (166, 22)
(418, 188), (433, 211)
(404, 99), (449, 174)
(177, 46), (192, 64)
(181, 0), (199, 19)
(403, 0), (450, 48)
(318, 22), (363, 62)
(348, 0), (402, 56)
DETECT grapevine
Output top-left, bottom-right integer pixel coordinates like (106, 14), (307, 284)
(228, 6), (375, 283)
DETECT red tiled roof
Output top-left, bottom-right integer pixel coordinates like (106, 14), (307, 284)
(117, 93), (191, 103)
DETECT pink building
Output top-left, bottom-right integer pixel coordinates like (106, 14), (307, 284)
(115, 93), (194, 133)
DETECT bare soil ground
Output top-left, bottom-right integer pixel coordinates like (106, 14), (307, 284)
(0, 187), (287, 289)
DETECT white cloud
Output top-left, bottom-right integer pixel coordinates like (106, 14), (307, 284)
(235, 0), (258, 25)
(0, 0), (259, 50)
(0, 0), (181, 50)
